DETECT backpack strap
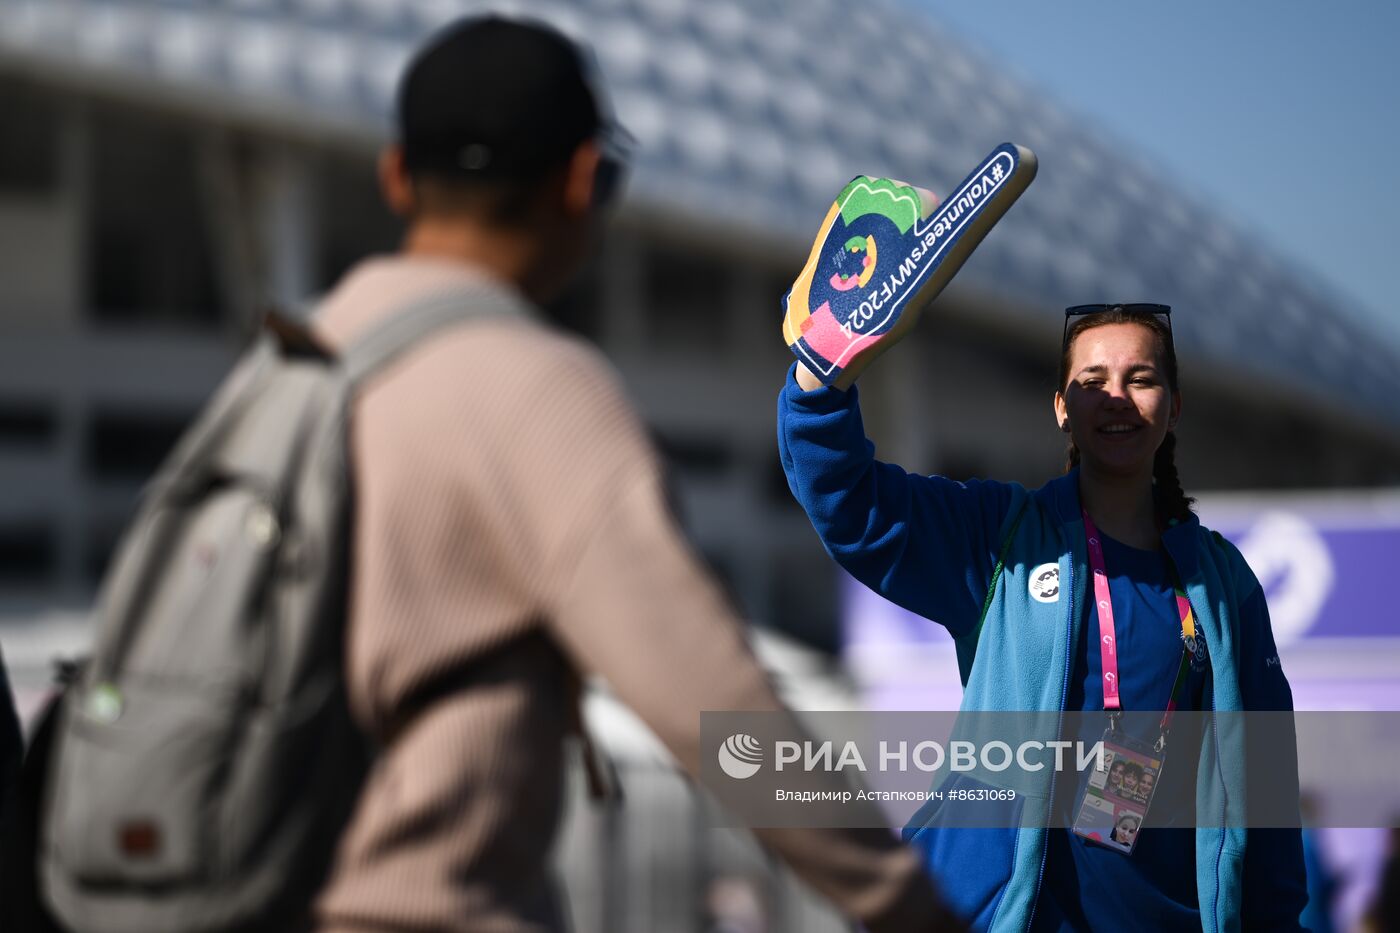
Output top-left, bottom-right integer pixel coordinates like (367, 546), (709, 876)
(978, 503), (1027, 640)
(339, 279), (535, 389)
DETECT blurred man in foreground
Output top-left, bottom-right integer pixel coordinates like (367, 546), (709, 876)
(308, 15), (957, 933)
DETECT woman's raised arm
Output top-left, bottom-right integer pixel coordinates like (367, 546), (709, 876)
(777, 363), (1017, 637)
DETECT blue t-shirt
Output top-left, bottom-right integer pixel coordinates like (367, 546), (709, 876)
(1031, 532), (1208, 933)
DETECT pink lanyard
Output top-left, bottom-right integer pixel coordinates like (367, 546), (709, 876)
(1082, 510), (1197, 733)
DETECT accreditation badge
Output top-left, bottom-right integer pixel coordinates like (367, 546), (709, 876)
(1070, 730), (1165, 855)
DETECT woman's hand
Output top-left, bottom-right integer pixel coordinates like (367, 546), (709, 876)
(794, 362), (826, 392)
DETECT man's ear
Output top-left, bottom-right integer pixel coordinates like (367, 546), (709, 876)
(1053, 392), (1071, 433)
(561, 140), (602, 218)
(378, 146), (417, 217)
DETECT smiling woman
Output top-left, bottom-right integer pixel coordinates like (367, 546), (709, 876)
(776, 301), (1308, 931)
(1054, 306), (1189, 550)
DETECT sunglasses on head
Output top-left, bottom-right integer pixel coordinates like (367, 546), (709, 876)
(1062, 303), (1173, 351)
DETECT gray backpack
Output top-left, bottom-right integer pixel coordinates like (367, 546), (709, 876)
(39, 283), (524, 933)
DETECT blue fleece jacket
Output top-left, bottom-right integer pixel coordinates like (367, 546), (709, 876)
(776, 366), (1308, 933)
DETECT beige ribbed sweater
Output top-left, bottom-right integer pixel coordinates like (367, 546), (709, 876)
(308, 256), (944, 933)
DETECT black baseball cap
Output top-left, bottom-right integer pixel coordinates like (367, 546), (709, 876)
(398, 15), (629, 181)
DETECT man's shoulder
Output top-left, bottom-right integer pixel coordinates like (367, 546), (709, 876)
(314, 257), (617, 385)
(378, 314), (643, 460)
(420, 315), (623, 396)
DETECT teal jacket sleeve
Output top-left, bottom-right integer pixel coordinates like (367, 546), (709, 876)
(1236, 583), (1309, 930)
(776, 363), (1014, 637)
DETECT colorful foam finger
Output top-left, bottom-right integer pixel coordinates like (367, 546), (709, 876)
(782, 143), (1037, 389)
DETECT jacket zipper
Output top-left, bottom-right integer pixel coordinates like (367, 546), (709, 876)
(1208, 665), (1223, 933)
(1176, 580), (1223, 933)
(1174, 581), (1223, 933)
(1023, 554), (1075, 932)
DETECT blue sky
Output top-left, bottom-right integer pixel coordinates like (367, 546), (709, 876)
(904, 0), (1400, 350)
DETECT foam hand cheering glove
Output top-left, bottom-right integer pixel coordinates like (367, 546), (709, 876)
(783, 143), (1037, 389)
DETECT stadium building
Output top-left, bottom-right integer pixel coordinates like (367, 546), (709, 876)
(3, 0), (1399, 643)
(2, 3), (1399, 927)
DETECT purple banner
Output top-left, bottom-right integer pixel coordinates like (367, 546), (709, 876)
(1202, 496), (1400, 642)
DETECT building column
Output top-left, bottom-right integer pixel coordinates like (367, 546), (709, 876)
(197, 132), (261, 332)
(600, 230), (646, 358)
(53, 100), (91, 596)
(254, 147), (319, 315)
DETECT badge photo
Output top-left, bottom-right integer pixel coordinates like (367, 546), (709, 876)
(1072, 735), (1163, 855)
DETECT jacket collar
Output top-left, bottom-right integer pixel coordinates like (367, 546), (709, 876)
(1036, 467), (1202, 578)
(1034, 468), (1082, 526)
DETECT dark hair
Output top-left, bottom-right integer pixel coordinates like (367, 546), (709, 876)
(1058, 309), (1195, 525)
